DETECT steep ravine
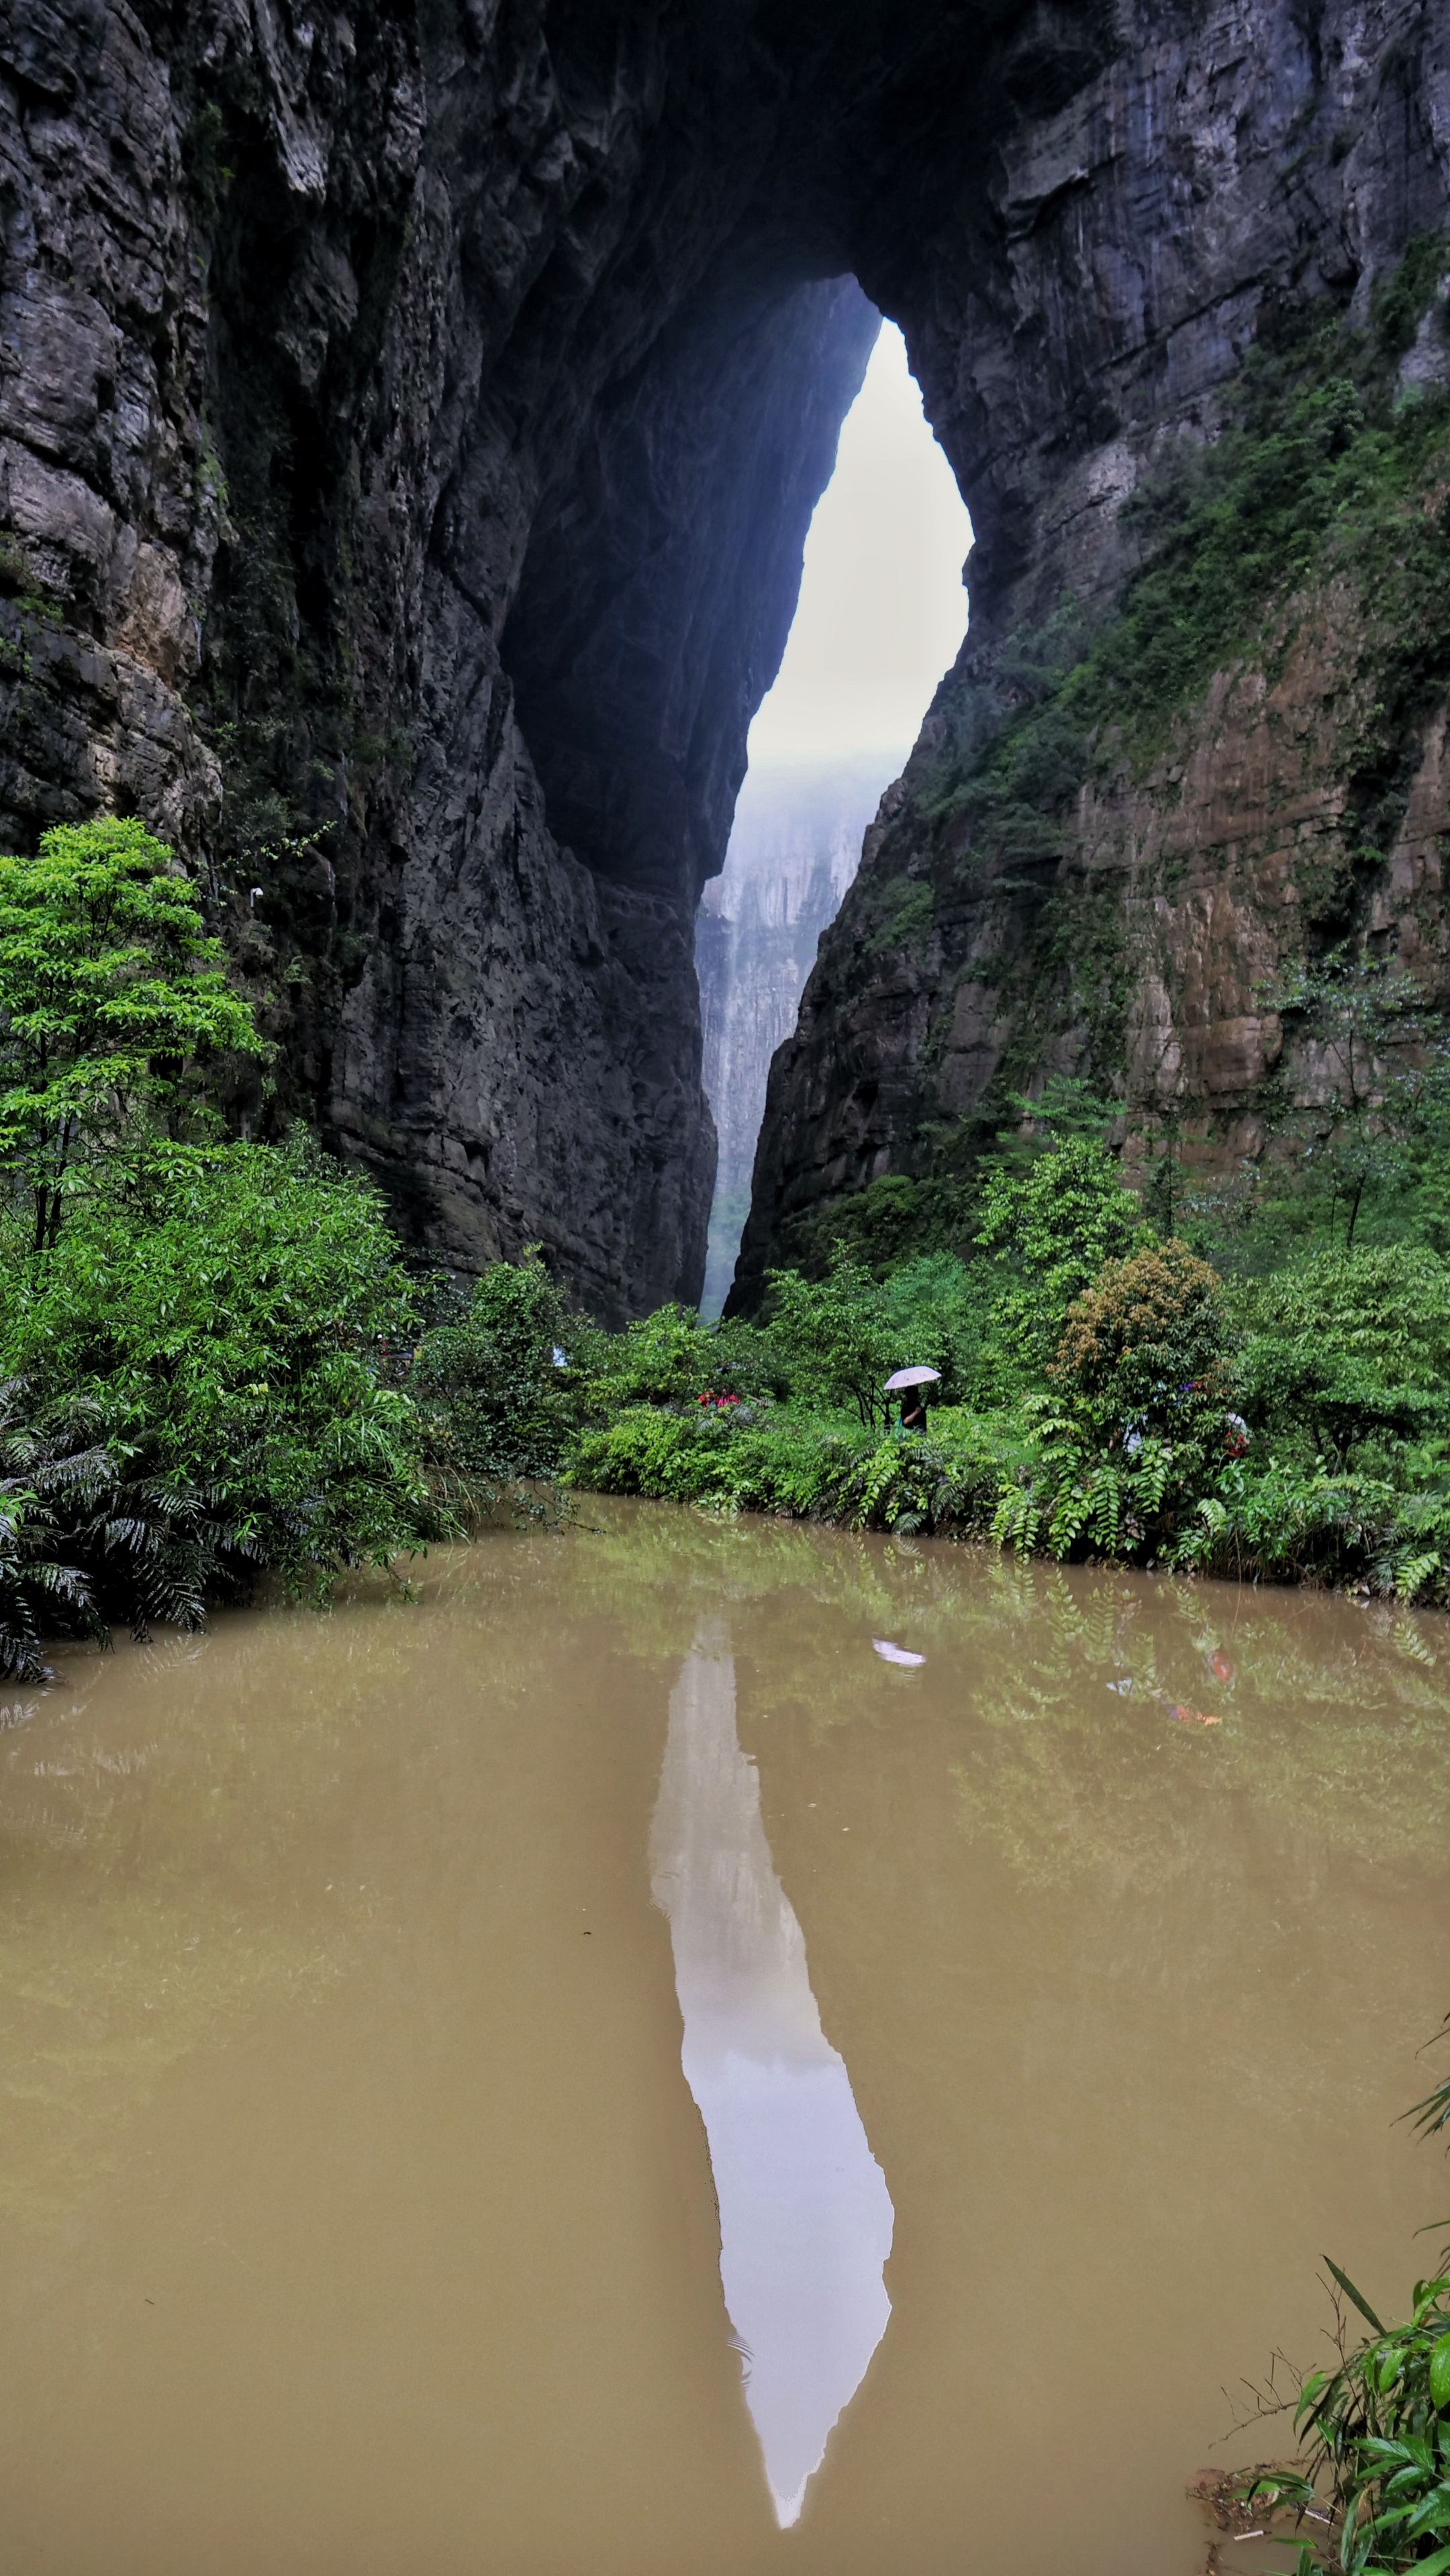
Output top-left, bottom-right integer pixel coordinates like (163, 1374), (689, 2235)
(695, 754), (893, 1315)
(1, 0), (1447, 1318)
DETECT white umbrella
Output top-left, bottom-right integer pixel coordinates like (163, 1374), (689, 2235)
(883, 1365), (940, 1391)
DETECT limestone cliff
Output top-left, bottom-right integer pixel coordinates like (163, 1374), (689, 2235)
(695, 752), (895, 1314)
(732, 0), (1450, 1302)
(1, 0), (1446, 1318)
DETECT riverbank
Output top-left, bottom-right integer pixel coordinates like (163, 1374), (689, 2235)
(567, 1391), (1450, 1598)
(4, 826), (1449, 1671)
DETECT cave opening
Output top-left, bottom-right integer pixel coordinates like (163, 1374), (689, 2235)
(693, 316), (973, 1316)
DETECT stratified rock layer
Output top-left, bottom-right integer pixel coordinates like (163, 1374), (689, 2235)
(1, 0), (1446, 1315)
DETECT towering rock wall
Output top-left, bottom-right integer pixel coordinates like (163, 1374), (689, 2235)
(695, 753), (895, 1314)
(732, 0), (1450, 1302)
(1, 0), (1446, 1318)
(0, 0), (885, 1320)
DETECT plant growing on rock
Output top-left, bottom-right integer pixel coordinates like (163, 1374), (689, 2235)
(1255, 948), (1450, 1251)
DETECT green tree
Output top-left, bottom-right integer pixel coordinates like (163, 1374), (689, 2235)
(0, 818), (264, 1250)
(413, 1246), (585, 1481)
(0, 1132), (429, 1611)
(976, 1136), (1149, 1366)
(764, 1248), (900, 1428)
(1049, 1239), (1232, 1435)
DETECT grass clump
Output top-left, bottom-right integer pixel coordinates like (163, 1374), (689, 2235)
(1204, 2022), (1450, 2576)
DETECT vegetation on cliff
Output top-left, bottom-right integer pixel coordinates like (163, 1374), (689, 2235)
(763, 236), (1450, 1286)
(927, 230), (1450, 867)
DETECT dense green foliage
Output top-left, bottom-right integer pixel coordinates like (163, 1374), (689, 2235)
(0, 826), (487, 1673)
(565, 1124), (1450, 1607)
(0, 1137), (434, 1672)
(410, 1246), (585, 1484)
(0, 819), (264, 1250)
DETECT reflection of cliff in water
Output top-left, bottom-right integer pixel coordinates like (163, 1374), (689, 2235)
(650, 1634), (893, 2524)
(695, 754), (904, 1316)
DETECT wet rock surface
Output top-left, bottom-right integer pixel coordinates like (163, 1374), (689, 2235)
(1, 0), (1445, 1314)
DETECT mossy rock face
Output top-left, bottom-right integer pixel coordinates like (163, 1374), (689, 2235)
(734, 237), (1450, 1306)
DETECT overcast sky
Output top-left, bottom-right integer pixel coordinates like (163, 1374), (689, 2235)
(745, 320), (973, 765)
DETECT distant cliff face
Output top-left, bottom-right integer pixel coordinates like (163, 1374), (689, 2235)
(731, 0), (1450, 1304)
(695, 756), (896, 1314)
(2, 0), (1447, 1319)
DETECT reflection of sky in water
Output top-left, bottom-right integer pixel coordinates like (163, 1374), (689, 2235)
(651, 1639), (893, 2526)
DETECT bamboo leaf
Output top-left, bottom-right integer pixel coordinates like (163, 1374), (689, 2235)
(1323, 2257), (1386, 2334)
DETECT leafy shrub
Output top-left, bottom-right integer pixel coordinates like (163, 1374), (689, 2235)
(976, 1136), (1149, 1369)
(583, 1300), (781, 1411)
(412, 1245), (583, 1483)
(1246, 1246), (1450, 1379)
(1050, 1238), (1232, 1433)
(1237, 1344), (1446, 1471)
(1233, 1249), (1450, 1469)
(1279, 2250), (1450, 2576)
(763, 1250), (902, 1427)
(0, 1134), (431, 1616)
(567, 1399), (1021, 1534)
(876, 1252), (1000, 1407)
(570, 1405), (874, 1518)
(1220, 2010), (1450, 2576)
(1170, 1459), (1450, 1600)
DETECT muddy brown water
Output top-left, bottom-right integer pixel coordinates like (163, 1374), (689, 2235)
(2, 1497), (1447, 2575)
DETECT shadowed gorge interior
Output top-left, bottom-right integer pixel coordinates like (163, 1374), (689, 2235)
(1, 0), (1447, 1326)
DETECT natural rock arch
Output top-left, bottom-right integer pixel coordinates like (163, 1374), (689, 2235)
(1, 0), (1446, 1316)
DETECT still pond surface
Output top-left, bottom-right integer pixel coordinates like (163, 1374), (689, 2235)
(1, 1497), (1447, 2574)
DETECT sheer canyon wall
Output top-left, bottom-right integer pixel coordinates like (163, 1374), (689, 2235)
(695, 752), (893, 1315)
(1, 0), (1446, 1316)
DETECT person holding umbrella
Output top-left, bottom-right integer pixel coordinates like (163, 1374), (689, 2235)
(884, 1364), (940, 1432)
